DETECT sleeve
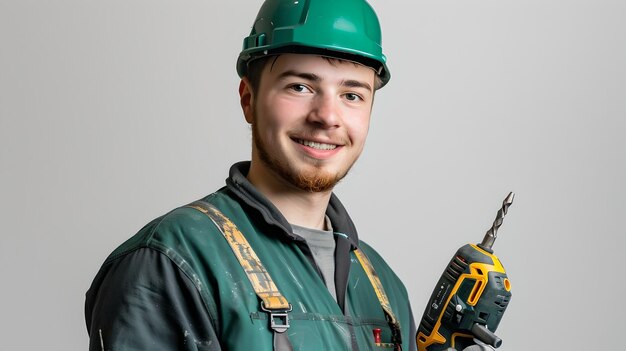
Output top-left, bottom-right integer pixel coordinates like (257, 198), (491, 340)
(85, 248), (221, 351)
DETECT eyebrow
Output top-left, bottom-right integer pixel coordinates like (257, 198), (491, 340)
(277, 70), (321, 83)
(341, 79), (373, 92)
(277, 70), (373, 92)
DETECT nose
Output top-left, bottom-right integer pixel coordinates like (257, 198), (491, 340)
(308, 94), (340, 129)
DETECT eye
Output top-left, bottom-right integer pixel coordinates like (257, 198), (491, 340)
(288, 84), (312, 93)
(344, 92), (363, 102)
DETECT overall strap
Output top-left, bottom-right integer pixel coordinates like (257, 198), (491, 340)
(186, 200), (293, 351)
(354, 248), (403, 351)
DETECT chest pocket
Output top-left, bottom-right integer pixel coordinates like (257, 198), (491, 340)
(186, 200), (403, 351)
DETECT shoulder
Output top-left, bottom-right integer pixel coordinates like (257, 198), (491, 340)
(104, 190), (238, 264)
(86, 191), (240, 326)
(357, 240), (409, 297)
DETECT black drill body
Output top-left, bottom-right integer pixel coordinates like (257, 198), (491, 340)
(416, 193), (514, 351)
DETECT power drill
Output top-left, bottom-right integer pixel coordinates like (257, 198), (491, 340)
(416, 192), (514, 351)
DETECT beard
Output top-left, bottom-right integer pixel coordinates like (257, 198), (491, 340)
(251, 117), (351, 193)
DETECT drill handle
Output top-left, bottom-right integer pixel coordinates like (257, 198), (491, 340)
(471, 323), (502, 348)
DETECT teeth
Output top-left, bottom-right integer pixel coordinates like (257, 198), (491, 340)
(297, 139), (337, 150)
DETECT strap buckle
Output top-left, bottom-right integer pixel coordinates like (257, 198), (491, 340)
(261, 302), (292, 333)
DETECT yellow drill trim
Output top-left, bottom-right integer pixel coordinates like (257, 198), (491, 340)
(466, 245), (506, 307)
(187, 202), (290, 311)
(417, 246), (506, 350)
(469, 244), (506, 273)
(451, 332), (474, 349)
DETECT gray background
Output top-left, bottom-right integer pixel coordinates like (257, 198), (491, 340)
(1, 0), (624, 350)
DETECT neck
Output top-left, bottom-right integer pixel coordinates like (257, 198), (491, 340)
(247, 160), (332, 230)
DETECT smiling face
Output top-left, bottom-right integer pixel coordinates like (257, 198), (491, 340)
(241, 54), (376, 193)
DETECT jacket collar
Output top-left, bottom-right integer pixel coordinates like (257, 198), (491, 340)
(225, 161), (359, 250)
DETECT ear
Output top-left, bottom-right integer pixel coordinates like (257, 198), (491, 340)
(239, 78), (254, 124)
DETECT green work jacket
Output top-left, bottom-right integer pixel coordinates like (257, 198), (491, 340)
(85, 162), (416, 350)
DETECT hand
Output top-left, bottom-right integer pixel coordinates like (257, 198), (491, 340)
(445, 338), (496, 351)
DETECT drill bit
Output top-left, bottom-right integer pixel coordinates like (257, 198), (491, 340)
(479, 192), (515, 252)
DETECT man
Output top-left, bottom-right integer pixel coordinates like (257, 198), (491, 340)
(86, 0), (414, 350)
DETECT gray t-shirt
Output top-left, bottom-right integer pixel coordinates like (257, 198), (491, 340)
(291, 218), (337, 302)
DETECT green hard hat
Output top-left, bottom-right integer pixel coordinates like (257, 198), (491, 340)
(237, 0), (390, 87)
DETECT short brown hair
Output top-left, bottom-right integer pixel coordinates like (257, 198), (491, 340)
(245, 57), (272, 95)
